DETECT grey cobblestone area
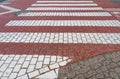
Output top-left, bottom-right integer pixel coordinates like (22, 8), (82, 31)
(57, 51), (120, 79)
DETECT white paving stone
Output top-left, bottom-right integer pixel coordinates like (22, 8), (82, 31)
(22, 61), (30, 68)
(18, 57), (25, 64)
(5, 57), (13, 64)
(1, 77), (8, 79)
(30, 58), (37, 64)
(0, 54), (3, 59)
(27, 65), (35, 73)
(17, 75), (28, 79)
(0, 32), (120, 44)
(26, 55), (32, 60)
(0, 61), (4, 67)
(26, 7), (103, 10)
(36, 62), (42, 69)
(51, 56), (57, 62)
(6, 20), (120, 26)
(0, 54), (71, 78)
(1, 55), (8, 60)
(18, 12), (111, 16)
(38, 55), (44, 61)
(49, 63), (59, 69)
(36, 70), (57, 79)
(9, 73), (17, 79)
(0, 72), (3, 77)
(3, 68), (13, 77)
(39, 67), (50, 73)
(44, 58), (50, 64)
(18, 69), (26, 76)
(0, 64), (9, 72)
(9, 55), (15, 57)
(14, 55), (20, 60)
(59, 61), (68, 66)
(28, 70), (39, 78)
(32, 4), (98, 6)
(13, 65), (21, 72)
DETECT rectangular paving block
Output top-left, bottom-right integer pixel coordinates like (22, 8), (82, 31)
(0, 32), (120, 44)
(18, 12), (111, 16)
(31, 4), (98, 6)
(6, 20), (120, 27)
(26, 7), (103, 11)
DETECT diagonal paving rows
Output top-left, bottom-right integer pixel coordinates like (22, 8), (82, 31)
(0, 0), (120, 79)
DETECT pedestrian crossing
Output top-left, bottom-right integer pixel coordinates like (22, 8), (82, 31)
(0, 32), (120, 44)
(31, 4), (98, 6)
(1, 0), (120, 78)
(5, 0), (120, 43)
(6, 20), (120, 26)
(18, 12), (112, 16)
(26, 7), (104, 10)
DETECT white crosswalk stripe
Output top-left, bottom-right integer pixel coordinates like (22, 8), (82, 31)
(6, 20), (120, 27)
(31, 4), (98, 6)
(18, 12), (111, 16)
(1, 0), (120, 78)
(0, 32), (120, 44)
(26, 7), (103, 10)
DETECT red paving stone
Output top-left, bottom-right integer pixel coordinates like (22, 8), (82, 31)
(0, 27), (120, 33)
(0, 0), (120, 66)
(0, 43), (120, 63)
(0, 0), (120, 78)
(5, 0), (36, 9)
(0, 7), (9, 12)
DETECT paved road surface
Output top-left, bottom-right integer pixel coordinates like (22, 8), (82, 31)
(0, 0), (120, 79)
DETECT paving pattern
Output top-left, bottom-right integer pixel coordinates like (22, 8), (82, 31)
(18, 12), (112, 16)
(0, 32), (120, 44)
(0, 0), (120, 78)
(58, 51), (120, 79)
(6, 20), (120, 26)
(0, 54), (71, 79)
(26, 7), (104, 11)
(31, 4), (98, 6)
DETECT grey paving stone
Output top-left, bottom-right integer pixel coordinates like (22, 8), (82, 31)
(106, 62), (118, 69)
(112, 56), (120, 62)
(91, 63), (102, 69)
(115, 67), (120, 73)
(100, 66), (108, 72)
(103, 71), (110, 78)
(96, 73), (104, 79)
(84, 70), (96, 78)
(74, 74), (85, 79)
(103, 60), (112, 66)
(109, 71), (119, 79)
(57, 51), (120, 79)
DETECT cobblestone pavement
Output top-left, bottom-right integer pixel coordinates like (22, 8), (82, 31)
(58, 51), (120, 79)
(0, 0), (120, 78)
(0, 54), (72, 79)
